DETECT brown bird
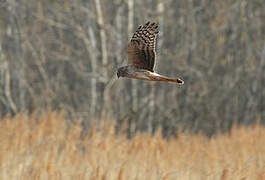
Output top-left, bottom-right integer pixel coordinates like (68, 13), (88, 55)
(117, 21), (184, 84)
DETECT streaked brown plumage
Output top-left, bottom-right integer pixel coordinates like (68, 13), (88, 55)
(117, 21), (184, 84)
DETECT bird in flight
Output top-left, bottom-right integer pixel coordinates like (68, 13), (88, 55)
(117, 21), (184, 84)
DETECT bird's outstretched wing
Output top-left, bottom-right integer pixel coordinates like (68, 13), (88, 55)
(127, 21), (159, 72)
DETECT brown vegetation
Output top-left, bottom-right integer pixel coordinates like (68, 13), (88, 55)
(0, 0), (264, 135)
(0, 112), (265, 179)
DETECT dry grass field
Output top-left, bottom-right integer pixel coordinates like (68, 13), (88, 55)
(0, 112), (265, 180)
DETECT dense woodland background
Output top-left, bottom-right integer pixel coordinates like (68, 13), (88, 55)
(0, 0), (264, 136)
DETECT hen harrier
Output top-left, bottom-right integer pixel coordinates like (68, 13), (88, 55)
(117, 21), (184, 84)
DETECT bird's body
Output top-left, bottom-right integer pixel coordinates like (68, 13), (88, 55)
(117, 65), (184, 83)
(117, 21), (184, 84)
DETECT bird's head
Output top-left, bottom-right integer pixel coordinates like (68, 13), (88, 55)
(117, 69), (121, 78)
(117, 66), (127, 78)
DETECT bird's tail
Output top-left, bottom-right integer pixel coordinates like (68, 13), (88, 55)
(146, 71), (184, 84)
(158, 75), (184, 84)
